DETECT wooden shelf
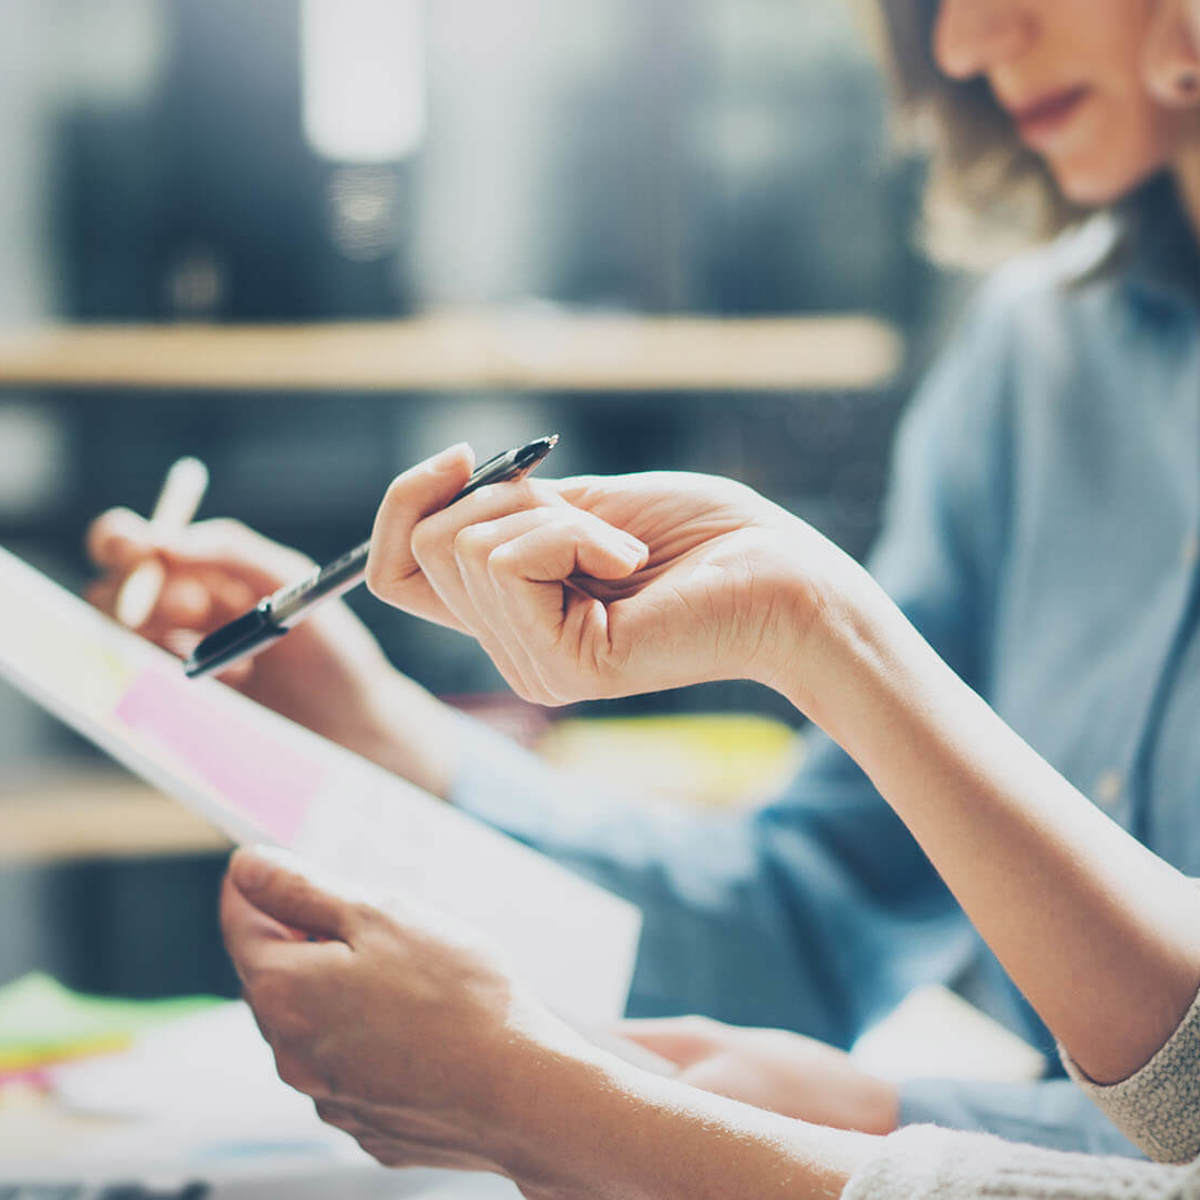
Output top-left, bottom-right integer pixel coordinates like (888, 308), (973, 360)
(0, 311), (902, 393)
(0, 771), (230, 865)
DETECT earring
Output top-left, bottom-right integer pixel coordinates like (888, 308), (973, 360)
(1176, 68), (1200, 99)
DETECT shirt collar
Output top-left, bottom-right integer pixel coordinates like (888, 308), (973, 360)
(1112, 175), (1200, 317)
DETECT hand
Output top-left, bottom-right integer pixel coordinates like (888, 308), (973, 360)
(365, 445), (879, 710)
(85, 509), (459, 795)
(617, 1015), (899, 1135)
(220, 846), (596, 1180)
(221, 849), (882, 1199)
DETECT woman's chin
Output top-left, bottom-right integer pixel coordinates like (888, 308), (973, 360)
(1044, 132), (1177, 209)
(1049, 160), (1163, 208)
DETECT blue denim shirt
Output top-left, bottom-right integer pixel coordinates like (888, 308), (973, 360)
(454, 184), (1200, 1156)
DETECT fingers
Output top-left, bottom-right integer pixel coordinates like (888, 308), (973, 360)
(484, 514), (645, 658)
(368, 445), (566, 696)
(155, 574), (214, 628)
(406, 481), (565, 694)
(454, 507), (647, 702)
(220, 881), (348, 1102)
(447, 510), (566, 699)
(94, 560), (257, 660)
(228, 847), (357, 944)
(87, 508), (313, 643)
(83, 576), (119, 617)
(365, 443), (476, 625)
(86, 508), (156, 572)
(671, 1056), (760, 1110)
(89, 509), (313, 592)
(153, 519), (315, 596)
(465, 508), (648, 587)
(612, 1017), (727, 1070)
(219, 868), (305, 958)
(86, 516), (185, 636)
(487, 511), (647, 703)
(366, 447), (652, 704)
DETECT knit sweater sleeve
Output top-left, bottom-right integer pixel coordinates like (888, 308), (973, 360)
(1059, 985), (1200, 1164)
(841, 1125), (1200, 1200)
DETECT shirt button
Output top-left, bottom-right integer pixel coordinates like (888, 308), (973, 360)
(1182, 535), (1199, 570)
(1095, 770), (1123, 811)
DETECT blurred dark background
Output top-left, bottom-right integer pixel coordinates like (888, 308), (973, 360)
(0, 0), (959, 997)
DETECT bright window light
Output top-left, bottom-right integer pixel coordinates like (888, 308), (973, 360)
(301, 0), (427, 163)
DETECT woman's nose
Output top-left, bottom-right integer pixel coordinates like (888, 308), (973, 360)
(1142, 0), (1200, 106)
(934, 0), (1036, 80)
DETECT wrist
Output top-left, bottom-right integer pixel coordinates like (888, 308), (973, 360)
(485, 1032), (651, 1198)
(755, 548), (899, 735)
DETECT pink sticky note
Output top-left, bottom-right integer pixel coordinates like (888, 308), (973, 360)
(115, 668), (322, 843)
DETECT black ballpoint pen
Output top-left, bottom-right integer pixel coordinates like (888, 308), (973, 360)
(184, 434), (559, 679)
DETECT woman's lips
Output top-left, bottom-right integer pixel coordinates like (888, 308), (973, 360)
(1008, 85), (1091, 144)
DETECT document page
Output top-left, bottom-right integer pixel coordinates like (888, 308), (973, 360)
(0, 545), (641, 1023)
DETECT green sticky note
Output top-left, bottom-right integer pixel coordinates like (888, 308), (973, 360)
(0, 972), (223, 1070)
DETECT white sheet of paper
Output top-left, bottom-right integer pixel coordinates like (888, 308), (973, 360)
(0, 545), (641, 1023)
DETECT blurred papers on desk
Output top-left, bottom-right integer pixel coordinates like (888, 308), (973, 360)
(539, 712), (803, 810)
(3, 1000), (520, 1198)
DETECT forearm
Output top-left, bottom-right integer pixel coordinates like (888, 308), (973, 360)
(341, 666), (462, 800)
(500, 1048), (875, 1200)
(782, 579), (1200, 1086)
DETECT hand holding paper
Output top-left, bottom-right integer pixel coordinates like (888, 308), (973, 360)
(222, 845), (603, 1176)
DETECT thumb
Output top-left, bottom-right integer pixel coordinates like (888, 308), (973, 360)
(366, 442), (476, 598)
(229, 846), (355, 943)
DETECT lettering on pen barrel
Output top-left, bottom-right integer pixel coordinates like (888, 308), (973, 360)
(183, 435), (559, 680)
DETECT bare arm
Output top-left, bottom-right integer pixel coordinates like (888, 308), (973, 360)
(220, 847), (876, 1200)
(787, 585), (1200, 1086)
(365, 454), (1200, 1089)
(225, 848), (1200, 1195)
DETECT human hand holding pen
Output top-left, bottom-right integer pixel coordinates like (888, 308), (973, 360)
(366, 445), (883, 715)
(85, 437), (558, 794)
(86, 509), (461, 796)
(181, 436), (557, 680)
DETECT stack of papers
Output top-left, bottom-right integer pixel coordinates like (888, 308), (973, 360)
(2, 1000), (521, 1196)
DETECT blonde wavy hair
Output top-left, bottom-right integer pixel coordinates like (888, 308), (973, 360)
(861, 0), (1089, 266)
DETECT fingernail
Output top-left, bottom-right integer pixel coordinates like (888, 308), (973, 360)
(431, 443), (470, 472)
(622, 536), (648, 562)
(234, 850), (272, 891)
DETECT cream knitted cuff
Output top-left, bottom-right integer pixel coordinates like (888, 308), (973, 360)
(1060, 985), (1200, 1165)
(842, 1124), (1200, 1200)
